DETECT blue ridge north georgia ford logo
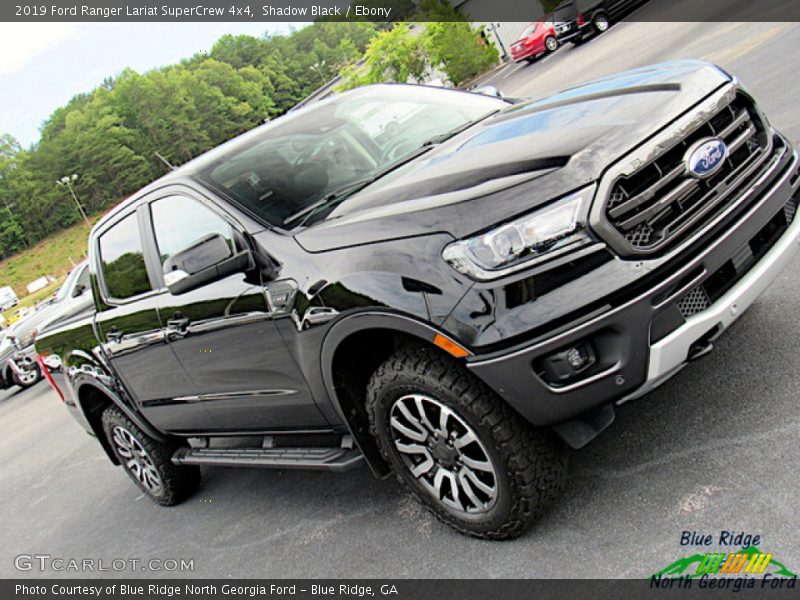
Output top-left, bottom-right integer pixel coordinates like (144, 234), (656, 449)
(685, 137), (728, 178)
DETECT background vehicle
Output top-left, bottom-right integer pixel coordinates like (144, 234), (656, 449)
(8, 306), (30, 325)
(510, 21), (558, 63)
(552, 0), (649, 45)
(1, 262), (92, 390)
(0, 332), (40, 389)
(0, 286), (19, 312)
(36, 64), (800, 539)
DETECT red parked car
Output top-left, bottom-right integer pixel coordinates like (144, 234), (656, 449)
(509, 21), (559, 63)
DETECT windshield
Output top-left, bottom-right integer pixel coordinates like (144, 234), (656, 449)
(196, 85), (503, 228)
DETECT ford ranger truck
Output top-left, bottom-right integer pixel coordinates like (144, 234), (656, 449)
(36, 61), (800, 539)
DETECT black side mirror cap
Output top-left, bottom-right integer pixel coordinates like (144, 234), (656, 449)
(163, 234), (252, 295)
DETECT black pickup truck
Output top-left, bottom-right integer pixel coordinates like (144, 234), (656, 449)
(36, 61), (800, 539)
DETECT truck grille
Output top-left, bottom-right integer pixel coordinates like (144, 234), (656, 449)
(677, 285), (710, 318)
(605, 94), (771, 254)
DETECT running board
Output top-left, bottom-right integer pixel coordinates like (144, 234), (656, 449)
(171, 446), (364, 472)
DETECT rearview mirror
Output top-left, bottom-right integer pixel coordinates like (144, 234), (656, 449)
(163, 234), (251, 295)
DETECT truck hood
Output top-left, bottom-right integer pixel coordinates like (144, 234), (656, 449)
(296, 61), (732, 252)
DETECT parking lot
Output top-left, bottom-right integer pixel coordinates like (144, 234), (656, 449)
(2, 19), (800, 579)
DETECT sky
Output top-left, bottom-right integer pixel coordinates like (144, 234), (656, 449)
(0, 22), (306, 148)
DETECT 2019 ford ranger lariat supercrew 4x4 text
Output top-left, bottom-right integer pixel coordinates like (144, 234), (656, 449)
(36, 61), (800, 539)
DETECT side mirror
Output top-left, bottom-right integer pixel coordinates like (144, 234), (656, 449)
(72, 284), (86, 298)
(163, 234), (251, 295)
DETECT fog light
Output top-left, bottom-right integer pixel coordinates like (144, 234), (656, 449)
(539, 342), (596, 386)
(566, 346), (590, 370)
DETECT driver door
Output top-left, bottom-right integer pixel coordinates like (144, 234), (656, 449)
(147, 192), (327, 432)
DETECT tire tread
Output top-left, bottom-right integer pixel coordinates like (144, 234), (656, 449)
(366, 346), (567, 540)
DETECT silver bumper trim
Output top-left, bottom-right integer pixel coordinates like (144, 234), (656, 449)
(619, 188), (800, 404)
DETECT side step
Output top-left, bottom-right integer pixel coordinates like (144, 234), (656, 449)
(171, 446), (364, 472)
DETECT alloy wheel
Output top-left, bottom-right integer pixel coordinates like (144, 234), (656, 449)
(16, 367), (38, 386)
(595, 16), (609, 32)
(546, 36), (558, 52)
(388, 394), (499, 515)
(111, 425), (164, 495)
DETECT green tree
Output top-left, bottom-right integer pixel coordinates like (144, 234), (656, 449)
(0, 22), (381, 261)
(423, 21), (499, 86)
(337, 23), (427, 90)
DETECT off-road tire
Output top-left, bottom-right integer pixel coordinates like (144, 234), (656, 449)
(366, 346), (568, 540)
(102, 406), (200, 506)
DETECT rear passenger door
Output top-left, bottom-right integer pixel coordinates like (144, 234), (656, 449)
(94, 208), (215, 432)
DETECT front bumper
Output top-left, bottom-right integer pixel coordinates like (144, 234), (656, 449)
(554, 22), (590, 42)
(467, 143), (800, 427)
(5, 345), (38, 379)
(622, 188), (800, 403)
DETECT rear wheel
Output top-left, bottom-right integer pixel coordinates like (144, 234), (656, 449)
(593, 13), (610, 33)
(366, 347), (567, 540)
(102, 406), (200, 505)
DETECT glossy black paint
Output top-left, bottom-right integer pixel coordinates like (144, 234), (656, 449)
(33, 61), (796, 467)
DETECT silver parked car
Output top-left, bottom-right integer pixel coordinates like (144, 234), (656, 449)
(0, 262), (92, 390)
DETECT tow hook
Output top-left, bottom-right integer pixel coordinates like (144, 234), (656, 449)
(687, 324), (721, 362)
(687, 340), (715, 362)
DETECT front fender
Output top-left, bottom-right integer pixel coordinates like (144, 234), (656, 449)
(319, 310), (468, 422)
(318, 310), (470, 476)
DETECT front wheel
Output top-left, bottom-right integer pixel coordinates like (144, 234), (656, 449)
(366, 347), (567, 540)
(102, 406), (200, 505)
(12, 362), (41, 388)
(544, 35), (558, 53)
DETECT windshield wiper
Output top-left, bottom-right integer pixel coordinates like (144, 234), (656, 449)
(283, 178), (373, 226)
(420, 109), (501, 147)
(286, 144), (435, 228)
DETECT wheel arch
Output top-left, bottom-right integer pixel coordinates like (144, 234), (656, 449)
(75, 379), (168, 466)
(320, 312), (470, 477)
(1, 363), (13, 387)
(589, 8), (610, 25)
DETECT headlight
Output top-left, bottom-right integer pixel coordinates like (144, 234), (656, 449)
(442, 185), (596, 280)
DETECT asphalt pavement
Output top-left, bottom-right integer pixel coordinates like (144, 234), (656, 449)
(2, 20), (799, 579)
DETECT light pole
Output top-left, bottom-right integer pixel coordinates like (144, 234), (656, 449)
(56, 174), (90, 226)
(310, 60), (327, 86)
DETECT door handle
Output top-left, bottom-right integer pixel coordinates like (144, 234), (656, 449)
(106, 327), (124, 343)
(166, 314), (190, 333)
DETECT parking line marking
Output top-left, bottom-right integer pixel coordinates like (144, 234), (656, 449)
(501, 62), (525, 80)
(703, 23), (792, 65)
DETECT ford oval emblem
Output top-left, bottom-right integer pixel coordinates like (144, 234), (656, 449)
(685, 137), (727, 178)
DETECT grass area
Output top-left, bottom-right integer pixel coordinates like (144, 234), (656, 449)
(1, 282), (62, 324)
(0, 220), (96, 322)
